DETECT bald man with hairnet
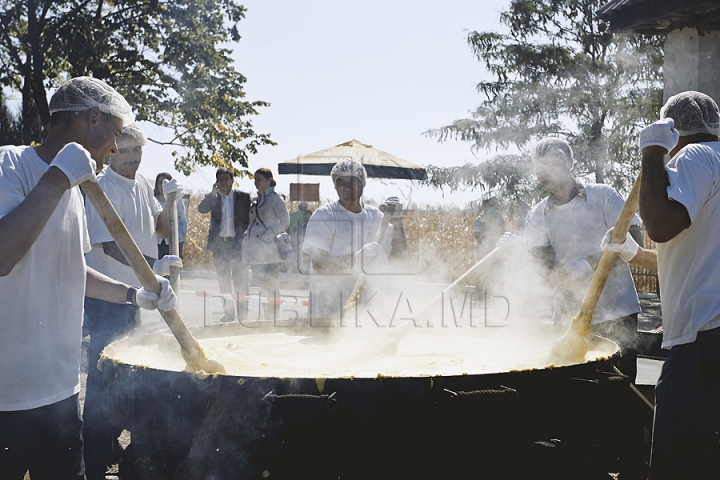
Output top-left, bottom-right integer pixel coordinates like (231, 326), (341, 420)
(638, 91), (720, 480)
(303, 159), (392, 321)
(0, 77), (177, 480)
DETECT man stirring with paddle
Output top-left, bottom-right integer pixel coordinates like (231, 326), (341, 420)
(0, 77), (177, 480)
(636, 91), (720, 480)
(303, 158), (392, 324)
(499, 138), (644, 383)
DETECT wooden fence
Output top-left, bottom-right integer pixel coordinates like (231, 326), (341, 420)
(631, 225), (659, 295)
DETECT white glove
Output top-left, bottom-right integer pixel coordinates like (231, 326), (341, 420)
(135, 276), (178, 312)
(496, 232), (526, 250)
(50, 143), (97, 188)
(162, 179), (184, 199)
(260, 230), (275, 242)
(639, 118), (679, 153)
(153, 255), (183, 276)
(354, 242), (381, 263)
(559, 259), (593, 282)
(601, 228), (639, 263)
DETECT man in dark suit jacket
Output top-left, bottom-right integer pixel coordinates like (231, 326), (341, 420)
(198, 168), (251, 321)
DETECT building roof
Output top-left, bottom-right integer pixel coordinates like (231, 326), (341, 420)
(597, 0), (720, 34)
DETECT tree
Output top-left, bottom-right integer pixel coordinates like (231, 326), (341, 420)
(425, 0), (664, 199)
(0, 0), (274, 175)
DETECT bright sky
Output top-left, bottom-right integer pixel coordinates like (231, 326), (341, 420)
(139, 0), (511, 208)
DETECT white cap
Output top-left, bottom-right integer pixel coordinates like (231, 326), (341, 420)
(49, 76), (135, 126)
(331, 158), (367, 187)
(661, 91), (720, 137)
(118, 123), (147, 146)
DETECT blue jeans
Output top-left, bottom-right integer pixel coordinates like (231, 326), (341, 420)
(651, 327), (720, 479)
(83, 297), (141, 479)
(0, 394), (85, 480)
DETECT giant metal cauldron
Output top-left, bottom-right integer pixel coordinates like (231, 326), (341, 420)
(100, 323), (645, 480)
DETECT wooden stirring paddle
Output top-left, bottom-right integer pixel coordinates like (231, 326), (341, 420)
(547, 175), (641, 365)
(82, 181), (225, 374)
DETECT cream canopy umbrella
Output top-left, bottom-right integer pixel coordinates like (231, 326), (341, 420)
(277, 139), (427, 180)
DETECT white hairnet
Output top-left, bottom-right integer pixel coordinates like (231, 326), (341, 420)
(660, 91), (720, 137)
(117, 123), (147, 146)
(532, 137), (574, 169)
(331, 158), (367, 187)
(49, 76), (135, 126)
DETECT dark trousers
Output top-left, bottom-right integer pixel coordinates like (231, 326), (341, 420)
(651, 327), (720, 479)
(158, 239), (184, 260)
(82, 297), (141, 479)
(591, 313), (639, 384)
(211, 237), (248, 320)
(0, 394), (85, 480)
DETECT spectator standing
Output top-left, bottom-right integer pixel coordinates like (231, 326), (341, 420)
(242, 168), (290, 321)
(288, 201), (310, 272)
(154, 172), (188, 260)
(197, 167), (251, 322)
(303, 159), (391, 321)
(0, 76), (176, 480)
(474, 197), (505, 260)
(380, 196), (408, 266)
(83, 123), (183, 478)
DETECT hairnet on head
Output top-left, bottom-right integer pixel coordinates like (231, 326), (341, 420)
(532, 137), (574, 169)
(117, 123), (147, 146)
(661, 91), (720, 137)
(49, 76), (135, 126)
(331, 158), (367, 187)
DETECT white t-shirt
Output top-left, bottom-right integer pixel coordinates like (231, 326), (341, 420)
(219, 191), (235, 238)
(85, 167), (162, 285)
(524, 183), (641, 324)
(303, 201), (388, 319)
(657, 142), (720, 347)
(0, 145), (91, 411)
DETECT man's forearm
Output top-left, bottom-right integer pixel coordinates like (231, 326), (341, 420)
(630, 249), (658, 273)
(102, 241), (156, 269)
(0, 168), (69, 276)
(155, 204), (170, 239)
(310, 250), (353, 273)
(639, 147), (691, 243)
(85, 267), (132, 304)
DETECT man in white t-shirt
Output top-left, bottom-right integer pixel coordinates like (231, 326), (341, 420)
(0, 77), (177, 480)
(83, 122), (183, 478)
(637, 91), (720, 479)
(303, 159), (391, 322)
(502, 138), (643, 382)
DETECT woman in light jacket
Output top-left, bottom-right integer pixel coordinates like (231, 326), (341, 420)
(243, 168), (290, 320)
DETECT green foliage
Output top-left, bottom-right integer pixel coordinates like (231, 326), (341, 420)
(0, 0), (274, 175)
(425, 0), (664, 199)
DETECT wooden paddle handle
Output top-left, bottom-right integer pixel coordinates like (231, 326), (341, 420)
(572, 175), (642, 333)
(166, 191), (181, 296)
(417, 247), (503, 321)
(81, 181), (202, 360)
